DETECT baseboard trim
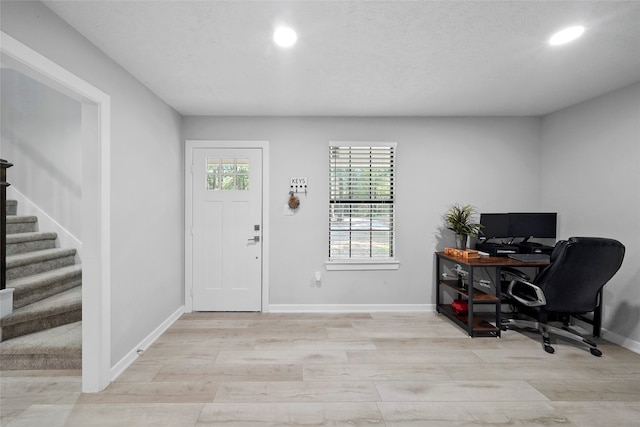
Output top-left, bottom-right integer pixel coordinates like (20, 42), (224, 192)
(110, 306), (184, 382)
(267, 304), (435, 313)
(602, 327), (640, 355)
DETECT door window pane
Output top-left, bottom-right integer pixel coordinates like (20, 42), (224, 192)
(236, 158), (249, 190)
(237, 158), (249, 173)
(237, 175), (249, 190)
(206, 158), (220, 190)
(222, 158), (235, 174)
(207, 157), (249, 191)
(222, 175), (235, 190)
(206, 158), (219, 174)
(206, 174), (219, 190)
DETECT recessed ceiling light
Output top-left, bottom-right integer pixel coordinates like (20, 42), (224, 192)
(273, 26), (297, 48)
(549, 26), (585, 46)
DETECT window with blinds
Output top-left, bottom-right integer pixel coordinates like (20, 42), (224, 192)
(329, 142), (396, 260)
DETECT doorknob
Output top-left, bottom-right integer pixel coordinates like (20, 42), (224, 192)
(248, 236), (260, 243)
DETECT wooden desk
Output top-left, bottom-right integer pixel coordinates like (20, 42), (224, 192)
(435, 252), (549, 337)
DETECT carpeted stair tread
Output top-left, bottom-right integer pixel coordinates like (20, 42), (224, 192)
(8, 265), (82, 308)
(0, 286), (81, 327)
(6, 247), (76, 268)
(0, 321), (81, 355)
(6, 215), (37, 224)
(6, 231), (58, 255)
(6, 215), (38, 234)
(7, 248), (76, 270)
(0, 287), (82, 341)
(0, 322), (82, 370)
(7, 231), (57, 244)
(5, 248), (76, 280)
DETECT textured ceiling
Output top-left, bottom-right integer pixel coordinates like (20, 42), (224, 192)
(43, 1), (640, 116)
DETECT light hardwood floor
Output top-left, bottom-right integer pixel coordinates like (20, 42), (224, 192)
(2, 312), (640, 426)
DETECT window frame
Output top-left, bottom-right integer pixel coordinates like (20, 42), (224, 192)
(326, 141), (399, 271)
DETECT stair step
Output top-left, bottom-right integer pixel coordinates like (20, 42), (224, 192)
(0, 321), (81, 370)
(6, 215), (37, 234)
(6, 199), (17, 215)
(0, 286), (82, 341)
(5, 248), (76, 281)
(6, 231), (58, 256)
(8, 264), (82, 309)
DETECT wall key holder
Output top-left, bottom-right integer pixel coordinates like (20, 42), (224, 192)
(290, 177), (308, 194)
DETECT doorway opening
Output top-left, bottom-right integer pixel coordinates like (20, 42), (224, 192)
(1, 32), (111, 392)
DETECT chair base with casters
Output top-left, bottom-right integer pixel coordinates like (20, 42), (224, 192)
(501, 316), (602, 357)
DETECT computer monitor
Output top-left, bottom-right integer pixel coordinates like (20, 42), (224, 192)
(479, 213), (510, 239)
(508, 212), (557, 241)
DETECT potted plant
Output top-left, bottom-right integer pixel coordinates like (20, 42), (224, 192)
(444, 203), (482, 249)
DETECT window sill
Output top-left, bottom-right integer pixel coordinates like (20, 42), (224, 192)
(325, 260), (400, 271)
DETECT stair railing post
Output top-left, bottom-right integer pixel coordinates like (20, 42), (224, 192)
(1, 159), (13, 291)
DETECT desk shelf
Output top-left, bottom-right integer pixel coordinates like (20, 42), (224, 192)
(439, 280), (499, 303)
(438, 304), (499, 334)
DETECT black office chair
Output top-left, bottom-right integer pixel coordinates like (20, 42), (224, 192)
(501, 237), (625, 356)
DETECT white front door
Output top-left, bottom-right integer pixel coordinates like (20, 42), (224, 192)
(190, 147), (262, 311)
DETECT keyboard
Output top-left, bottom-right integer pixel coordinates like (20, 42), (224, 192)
(508, 253), (550, 263)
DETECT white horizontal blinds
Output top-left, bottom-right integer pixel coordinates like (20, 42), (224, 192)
(329, 144), (395, 259)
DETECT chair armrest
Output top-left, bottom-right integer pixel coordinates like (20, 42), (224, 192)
(506, 277), (546, 307)
(501, 267), (531, 282)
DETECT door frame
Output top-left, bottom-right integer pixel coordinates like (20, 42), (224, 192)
(184, 140), (269, 313)
(1, 32), (111, 392)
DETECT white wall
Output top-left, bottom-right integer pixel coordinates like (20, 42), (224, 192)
(1, 69), (83, 239)
(541, 82), (640, 346)
(184, 116), (542, 307)
(1, 2), (184, 365)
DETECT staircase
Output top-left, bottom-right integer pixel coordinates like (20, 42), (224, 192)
(0, 199), (82, 370)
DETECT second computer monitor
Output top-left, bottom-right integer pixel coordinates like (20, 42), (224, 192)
(508, 212), (557, 239)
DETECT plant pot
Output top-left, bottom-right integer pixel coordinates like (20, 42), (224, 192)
(455, 234), (467, 250)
